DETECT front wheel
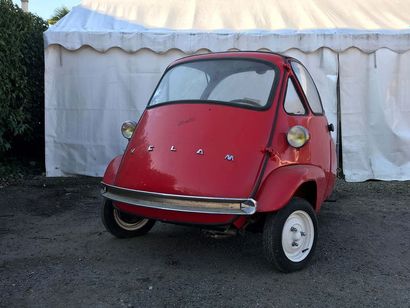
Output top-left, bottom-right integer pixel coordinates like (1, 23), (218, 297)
(101, 199), (156, 238)
(263, 198), (318, 272)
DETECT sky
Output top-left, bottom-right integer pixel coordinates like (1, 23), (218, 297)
(12, 0), (81, 19)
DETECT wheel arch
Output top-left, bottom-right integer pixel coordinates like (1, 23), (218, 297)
(255, 164), (327, 213)
(293, 181), (317, 210)
(102, 154), (123, 185)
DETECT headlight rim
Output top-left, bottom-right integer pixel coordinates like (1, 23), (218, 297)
(287, 125), (310, 148)
(121, 120), (137, 140)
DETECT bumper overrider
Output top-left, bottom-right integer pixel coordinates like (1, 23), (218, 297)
(101, 183), (257, 215)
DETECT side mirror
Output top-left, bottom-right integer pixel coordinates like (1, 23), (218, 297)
(327, 123), (334, 132)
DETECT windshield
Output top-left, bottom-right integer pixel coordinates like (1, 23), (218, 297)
(149, 59), (277, 109)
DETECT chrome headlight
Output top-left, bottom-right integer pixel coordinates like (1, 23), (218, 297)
(121, 120), (137, 140)
(287, 125), (310, 148)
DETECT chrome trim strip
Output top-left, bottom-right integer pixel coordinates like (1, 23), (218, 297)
(101, 182), (256, 215)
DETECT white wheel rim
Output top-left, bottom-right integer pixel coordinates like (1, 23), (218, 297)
(113, 209), (149, 231)
(281, 210), (314, 262)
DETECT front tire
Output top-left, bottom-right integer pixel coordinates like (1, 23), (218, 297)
(101, 199), (156, 238)
(263, 198), (318, 272)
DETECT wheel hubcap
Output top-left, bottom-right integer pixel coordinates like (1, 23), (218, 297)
(281, 210), (314, 262)
(113, 209), (149, 231)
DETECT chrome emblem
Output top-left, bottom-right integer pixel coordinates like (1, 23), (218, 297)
(146, 145), (234, 161)
(225, 154), (234, 161)
(130, 148), (136, 154)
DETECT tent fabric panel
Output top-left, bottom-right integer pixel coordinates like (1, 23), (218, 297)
(45, 46), (187, 176)
(340, 48), (410, 181)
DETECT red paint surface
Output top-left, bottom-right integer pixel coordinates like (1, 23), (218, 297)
(256, 165), (327, 213)
(115, 103), (273, 198)
(103, 52), (336, 228)
(114, 202), (238, 226)
(103, 155), (122, 185)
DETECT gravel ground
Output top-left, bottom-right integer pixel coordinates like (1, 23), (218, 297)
(0, 177), (409, 307)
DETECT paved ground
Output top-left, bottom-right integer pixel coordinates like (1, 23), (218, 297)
(0, 177), (409, 307)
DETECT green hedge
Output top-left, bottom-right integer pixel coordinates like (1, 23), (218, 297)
(0, 0), (48, 156)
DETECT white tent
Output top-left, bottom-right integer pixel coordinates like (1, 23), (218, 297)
(44, 0), (410, 181)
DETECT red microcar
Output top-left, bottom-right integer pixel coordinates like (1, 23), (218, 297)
(101, 51), (337, 272)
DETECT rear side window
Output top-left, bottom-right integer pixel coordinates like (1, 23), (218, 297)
(291, 62), (324, 114)
(284, 79), (306, 115)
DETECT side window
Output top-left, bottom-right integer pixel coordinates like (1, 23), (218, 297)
(291, 62), (324, 114)
(284, 79), (306, 115)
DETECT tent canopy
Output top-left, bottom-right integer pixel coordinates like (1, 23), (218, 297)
(44, 0), (410, 181)
(44, 0), (410, 53)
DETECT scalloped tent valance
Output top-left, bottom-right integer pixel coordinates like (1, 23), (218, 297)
(44, 0), (410, 54)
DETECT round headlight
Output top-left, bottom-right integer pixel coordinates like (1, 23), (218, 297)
(121, 120), (137, 140)
(287, 125), (310, 148)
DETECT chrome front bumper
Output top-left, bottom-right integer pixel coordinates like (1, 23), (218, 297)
(101, 183), (257, 215)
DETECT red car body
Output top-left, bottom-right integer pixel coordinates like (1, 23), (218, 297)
(101, 52), (336, 271)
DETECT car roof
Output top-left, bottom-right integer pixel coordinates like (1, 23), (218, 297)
(171, 51), (293, 67)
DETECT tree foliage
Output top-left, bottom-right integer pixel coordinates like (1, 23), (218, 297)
(48, 6), (70, 25)
(0, 0), (48, 155)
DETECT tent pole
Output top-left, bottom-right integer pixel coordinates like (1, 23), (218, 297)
(336, 53), (344, 179)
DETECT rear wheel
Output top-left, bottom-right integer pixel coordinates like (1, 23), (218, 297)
(101, 199), (155, 238)
(263, 198), (317, 272)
